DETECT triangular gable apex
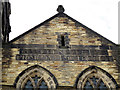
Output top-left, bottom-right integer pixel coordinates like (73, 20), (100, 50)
(9, 12), (117, 46)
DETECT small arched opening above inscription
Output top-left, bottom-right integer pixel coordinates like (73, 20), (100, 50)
(61, 35), (65, 46)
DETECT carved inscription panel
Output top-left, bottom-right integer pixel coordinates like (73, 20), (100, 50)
(16, 49), (113, 61)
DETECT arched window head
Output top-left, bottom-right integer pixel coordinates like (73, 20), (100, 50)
(83, 74), (108, 89)
(16, 66), (57, 89)
(23, 74), (48, 89)
(76, 67), (118, 89)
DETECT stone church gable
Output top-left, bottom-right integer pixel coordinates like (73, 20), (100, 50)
(9, 11), (116, 46)
(1, 4), (120, 89)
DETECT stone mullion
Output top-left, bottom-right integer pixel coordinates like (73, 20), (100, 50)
(29, 76), (36, 89)
(87, 78), (95, 89)
(37, 77), (43, 88)
(21, 76), (29, 88)
(81, 77), (88, 89)
(96, 78), (102, 88)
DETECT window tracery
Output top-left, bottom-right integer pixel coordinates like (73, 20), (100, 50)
(16, 66), (57, 90)
(76, 67), (117, 89)
(23, 74), (48, 89)
(83, 74), (108, 90)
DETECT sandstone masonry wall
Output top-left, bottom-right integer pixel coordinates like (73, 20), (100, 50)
(2, 15), (120, 88)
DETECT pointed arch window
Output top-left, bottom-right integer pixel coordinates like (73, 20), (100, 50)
(77, 67), (117, 89)
(83, 75), (107, 89)
(23, 74), (48, 89)
(16, 66), (57, 89)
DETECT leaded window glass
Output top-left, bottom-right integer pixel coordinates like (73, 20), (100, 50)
(24, 80), (33, 90)
(84, 80), (93, 90)
(39, 80), (48, 89)
(77, 67), (117, 89)
(23, 75), (48, 89)
(16, 67), (57, 89)
(83, 75), (108, 90)
(98, 80), (107, 90)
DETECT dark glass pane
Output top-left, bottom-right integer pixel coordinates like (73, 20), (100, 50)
(84, 80), (93, 90)
(32, 75), (40, 86)
(90, 76), (99, 86)
(24, 75), (48, 89)
(39, 80), (48, 89)
(98, 80), (107, 90)
(24, 80), (33, 90)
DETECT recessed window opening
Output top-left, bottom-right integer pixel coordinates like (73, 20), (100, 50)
(61, 35), (65, 46)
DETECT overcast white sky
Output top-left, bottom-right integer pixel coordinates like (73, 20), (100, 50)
(9, 0), (119, 44)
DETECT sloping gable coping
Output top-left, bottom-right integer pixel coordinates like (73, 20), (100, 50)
(9, 12), (117, 46)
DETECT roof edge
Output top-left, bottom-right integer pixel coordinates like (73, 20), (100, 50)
(9, 12), (117, 46)
(63, 13), (117, 46)
(9, 13), (60, 43)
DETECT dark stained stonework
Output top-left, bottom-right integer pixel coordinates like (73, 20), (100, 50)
(19, 49), (108, 55)
(4, 44), (116, 50)
(16, 54), (113, 61)
(14, 47), (114, 61)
